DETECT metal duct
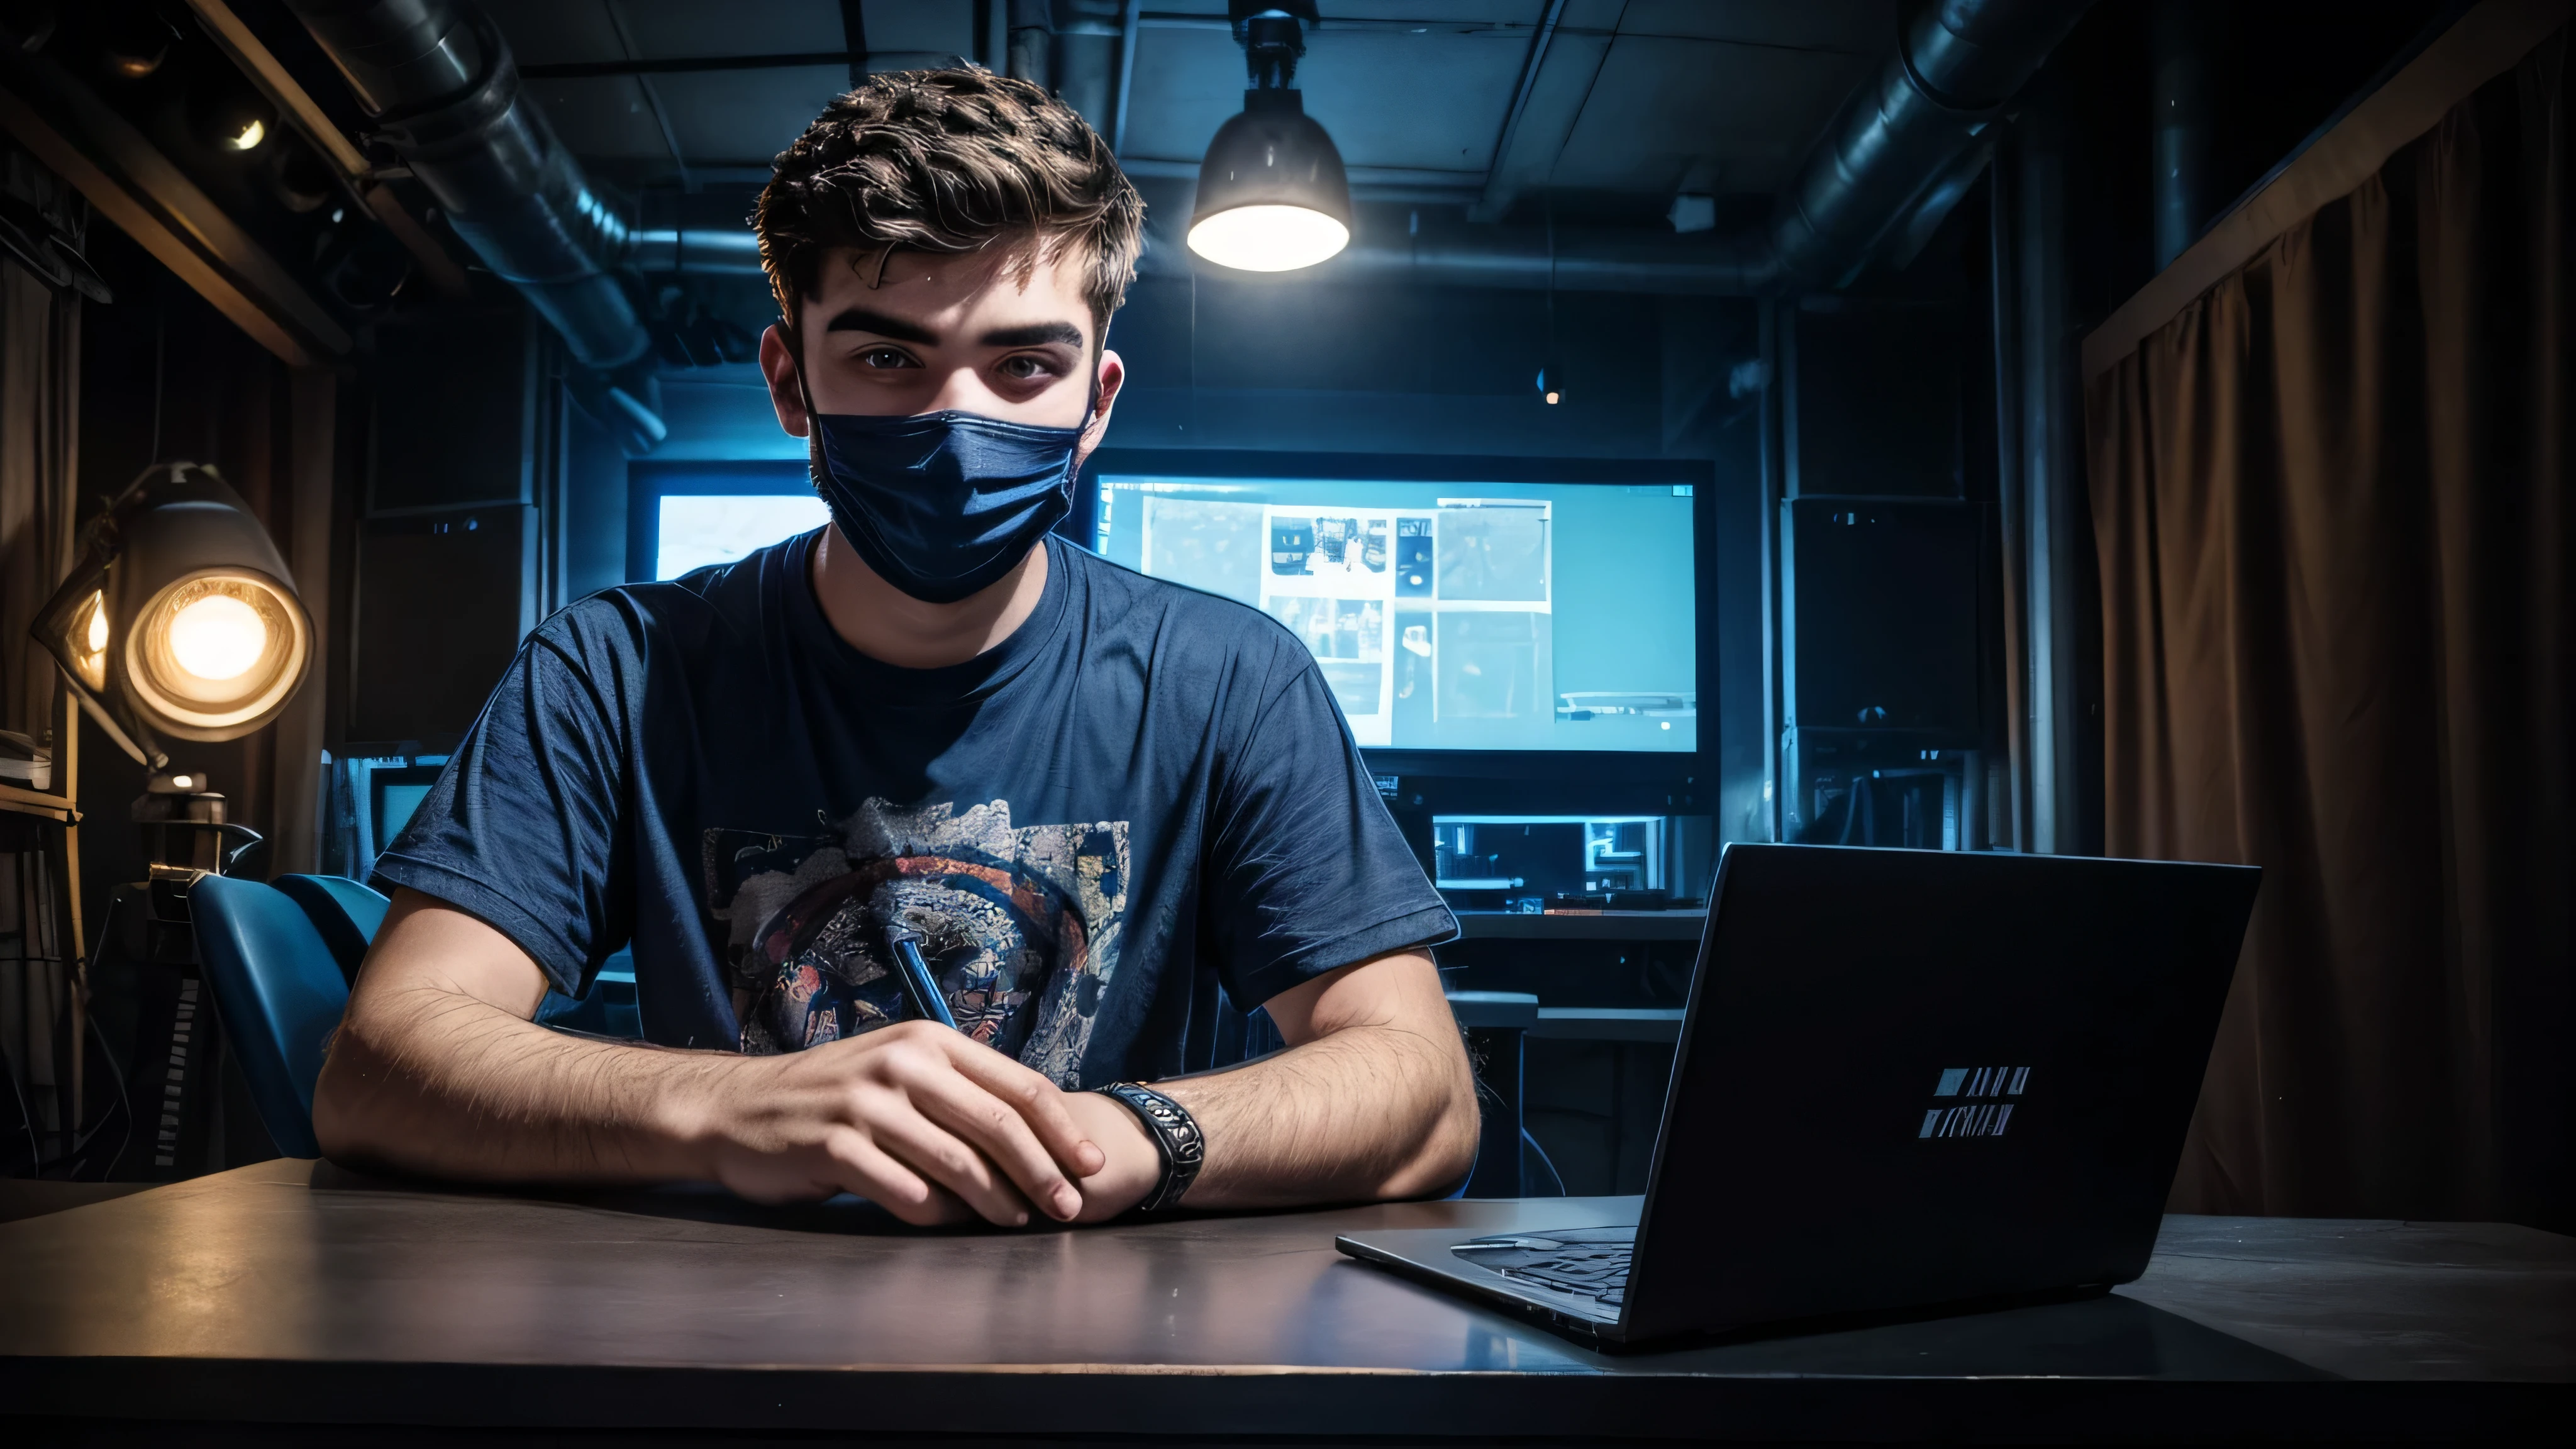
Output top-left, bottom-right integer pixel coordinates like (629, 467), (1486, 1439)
(1318, 226), (1775, 295)
(2150, 0), (2219, 269)
(284, 0), (649, 369)
(623, 229), (764, 275)
(1763, 0), (2097, 289)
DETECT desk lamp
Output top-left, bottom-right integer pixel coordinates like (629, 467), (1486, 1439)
(28, 462), (304, 1177)
(1187, 2), (1352, 273)
(32, 461), (313, 775)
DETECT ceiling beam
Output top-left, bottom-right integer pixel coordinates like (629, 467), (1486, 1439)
(1469, 0), (1626, 223)
(519, 52), (858, 79)
(179, 0), (468, 297)
(0, 46), (350, 367)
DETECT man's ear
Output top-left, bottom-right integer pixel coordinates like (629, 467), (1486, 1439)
(1077, 349), (1125, 462)
(759, 323), (810, 438)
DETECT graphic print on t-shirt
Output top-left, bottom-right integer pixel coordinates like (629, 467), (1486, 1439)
(706, 798), (1128, 1086)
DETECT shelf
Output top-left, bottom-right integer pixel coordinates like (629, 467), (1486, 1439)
(1530, 1007), (1687, 1043)
(1452, 909), (1704, 941)
(0, 780), (77, 823)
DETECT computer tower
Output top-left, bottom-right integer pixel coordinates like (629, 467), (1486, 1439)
(1780, 499), (1991, 845)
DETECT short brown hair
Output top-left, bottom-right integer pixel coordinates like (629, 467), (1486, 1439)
(755, 68), (1144, 344)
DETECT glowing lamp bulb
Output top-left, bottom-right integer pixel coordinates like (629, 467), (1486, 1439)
(228, 117), (265, 151)
(85, 593), (108, 652)
(167, 595), (268, 680)
(1545, 390), (1562, 405)
(1186, 205), (1350, 272)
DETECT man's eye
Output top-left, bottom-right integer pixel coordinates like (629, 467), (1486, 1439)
(998, 355), (1056, 380)
(858, 347), (918, 369)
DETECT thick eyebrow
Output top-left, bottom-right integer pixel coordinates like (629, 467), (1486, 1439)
(979, 320), (1085, 350)
(821, 306), (937, 345)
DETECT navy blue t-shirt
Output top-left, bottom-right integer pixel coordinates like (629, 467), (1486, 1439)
(375, 531), (1454, 1087)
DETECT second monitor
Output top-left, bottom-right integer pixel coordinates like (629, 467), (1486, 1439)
(1095, 475), (1697, 753)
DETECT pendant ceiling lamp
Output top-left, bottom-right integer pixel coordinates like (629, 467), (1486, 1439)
(1188, 3), (1352, 273)
(32, 464), (314, 770)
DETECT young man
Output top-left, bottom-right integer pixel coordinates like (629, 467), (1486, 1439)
(313, 70), (1479, 1226)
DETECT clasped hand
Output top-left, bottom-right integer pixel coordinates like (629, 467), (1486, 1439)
(695, 1020), (1162, 1226)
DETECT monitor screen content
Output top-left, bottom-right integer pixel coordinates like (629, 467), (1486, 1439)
(656, 494), (830, 580)
(1097, 477), (1696, 752)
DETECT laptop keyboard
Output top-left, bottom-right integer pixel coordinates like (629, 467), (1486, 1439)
(1451, 1227), (1635, 1307)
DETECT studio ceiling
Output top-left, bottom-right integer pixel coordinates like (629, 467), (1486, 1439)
(487, 0), (1894, 214)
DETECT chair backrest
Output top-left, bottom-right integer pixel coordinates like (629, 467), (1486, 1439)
(270, 874), (391, 985)
(189, 875), (352, 1158)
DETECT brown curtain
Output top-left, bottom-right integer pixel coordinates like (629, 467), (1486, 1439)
(0, 143), (84, 1158)
(0, 153), (80, 748)
(2087, 30), (2575, 1228)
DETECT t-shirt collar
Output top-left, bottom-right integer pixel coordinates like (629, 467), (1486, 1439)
(784, 528), (1072, 706)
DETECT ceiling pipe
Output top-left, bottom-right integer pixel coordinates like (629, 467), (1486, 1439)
(282, 0), (651, 369)
(2150, 0), (2220, 270)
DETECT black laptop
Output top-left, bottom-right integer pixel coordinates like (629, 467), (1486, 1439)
(1337, 843), (2260, 1348)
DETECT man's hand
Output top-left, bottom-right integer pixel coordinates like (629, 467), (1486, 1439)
(316, 891), (1109, 1228)
(1058, 1089), (1162, 1222)
(691, 1021), (1107, 1226)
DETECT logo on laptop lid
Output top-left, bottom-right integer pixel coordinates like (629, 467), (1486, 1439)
(1919, 1065), (2028, 1138)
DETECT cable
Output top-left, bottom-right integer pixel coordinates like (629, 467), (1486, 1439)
(1520, 1125), (1566, 1197)
(69, 1001), (134, 1180)
(0, 1041), (40, 1178)
(61, 892), (135, 1179)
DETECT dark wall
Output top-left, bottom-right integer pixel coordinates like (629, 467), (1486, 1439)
(1102, 275), (1670, 459)
(2062, 0), (2455, 328)
(560, 392), (630, 602)
(348, 306), (540, 747)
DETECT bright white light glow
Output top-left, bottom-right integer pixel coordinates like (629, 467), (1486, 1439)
(228, 118), (265, 151)
(167, 595), (268, 680)
(84, 592), (108, 652)
(657, 494), (830, 580)
(172, 775), (194, 789)
(1544, 391), (1562, 405)
(1187, 204), (1349, 272)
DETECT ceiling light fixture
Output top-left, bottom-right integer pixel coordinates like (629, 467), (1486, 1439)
(187, 82), (273, 157)
(31, 464), (314, 770)
(1536, 199), (1565, 406)
(1187, 3), (1352, 273)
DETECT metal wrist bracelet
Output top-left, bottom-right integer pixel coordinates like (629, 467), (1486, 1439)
(1093, 1080), (1205, 1213)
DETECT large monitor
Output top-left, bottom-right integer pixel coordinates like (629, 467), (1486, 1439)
(630, 462), (829, 582)
(1094, 473), (1697, 755)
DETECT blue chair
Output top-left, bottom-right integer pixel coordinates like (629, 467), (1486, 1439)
(272, 874), (390, 985)
(188, 875), (352, 1158)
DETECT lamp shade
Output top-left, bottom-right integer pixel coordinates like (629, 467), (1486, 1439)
(32, 464), (313, 768)
(1188, 89), (1353, 272)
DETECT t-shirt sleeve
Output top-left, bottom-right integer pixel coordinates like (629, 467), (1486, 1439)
(1202, 656), (1458, 1008)
(370, 622), (631, 998)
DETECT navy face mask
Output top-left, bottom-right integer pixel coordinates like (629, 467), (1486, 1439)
(808, 407), (1087, 605)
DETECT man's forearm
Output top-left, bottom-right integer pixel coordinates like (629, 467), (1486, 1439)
(1154, 1011), (1479, 1209)
(315, 978), (726, 1182)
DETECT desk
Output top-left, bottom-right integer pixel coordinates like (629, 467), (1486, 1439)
(1, 1160), (2565, 1443)
(1453, 910), (1706, 941)
(1533, 1006), (1687, 1043)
